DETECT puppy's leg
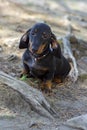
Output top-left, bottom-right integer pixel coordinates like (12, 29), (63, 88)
(41, 80), (52, 92)
(41, 71), (54, 92)
(20, 49), (30, 77)
(20, 62), (29, 78)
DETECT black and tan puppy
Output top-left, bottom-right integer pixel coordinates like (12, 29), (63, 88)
(19, 23), (71, 91)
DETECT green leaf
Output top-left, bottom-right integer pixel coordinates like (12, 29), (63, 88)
(20, 75), (27, 81)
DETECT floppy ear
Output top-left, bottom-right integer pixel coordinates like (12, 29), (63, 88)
(19, 29), (31, 49)
(50, 33), (62, 58)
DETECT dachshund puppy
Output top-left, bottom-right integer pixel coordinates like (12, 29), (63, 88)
(19, 23), (71, 91)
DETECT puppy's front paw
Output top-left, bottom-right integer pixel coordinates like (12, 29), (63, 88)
(20, 69), (29, 78)
(41, 80), (52, 93)
(53, 77), (63, 84)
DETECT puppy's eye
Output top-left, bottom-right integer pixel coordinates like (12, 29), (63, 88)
(32, 29), (38, 35)
(42, 32), (48, 39)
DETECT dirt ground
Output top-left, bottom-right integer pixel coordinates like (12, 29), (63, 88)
(0, 0), (87, 129)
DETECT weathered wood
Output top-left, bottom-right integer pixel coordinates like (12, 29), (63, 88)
(57, 33), (79, 82)
(63, 34), (78, 82)
(0, 71), (56, 119)
(62, 35), (78, 82)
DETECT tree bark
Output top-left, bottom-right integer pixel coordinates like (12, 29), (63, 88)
(0, 71), (57, 119)
(57, 33), (79, 82)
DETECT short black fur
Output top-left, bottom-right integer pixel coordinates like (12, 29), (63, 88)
(19, 23), (71, 89)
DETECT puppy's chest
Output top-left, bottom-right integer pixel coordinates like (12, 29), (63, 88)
(26, 56), (48, 72)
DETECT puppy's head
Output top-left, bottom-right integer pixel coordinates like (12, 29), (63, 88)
(29, 23), (52, 55)
(19, 23), (59, 55)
